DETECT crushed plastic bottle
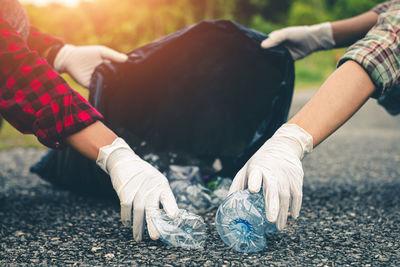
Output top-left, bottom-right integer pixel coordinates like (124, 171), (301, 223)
(150, 209), (207, 250)
(168, 165), (213, 213)
(167, 165), (232, 214)
(209, 177), (232, 207)
(215, 189), (277, 253)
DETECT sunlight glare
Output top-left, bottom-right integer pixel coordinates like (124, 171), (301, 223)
(20, 0), (87, 7)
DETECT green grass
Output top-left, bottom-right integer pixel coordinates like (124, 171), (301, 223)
(0, 75), (88, 150)
(294, 48), (346, 90)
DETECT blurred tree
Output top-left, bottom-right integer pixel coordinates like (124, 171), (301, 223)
(250, 14), (280, 34)
(234, 0), (290, 25)
(22, 0), (393, 92)
(287, 0), (331, 25)
(329, 0), (386, 19)
(23, 0), (389, 53)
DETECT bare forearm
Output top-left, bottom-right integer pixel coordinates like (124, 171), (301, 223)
(289, 60), (376, 147)
(66, 121), (118, 161)
(331, 11), (378, 47)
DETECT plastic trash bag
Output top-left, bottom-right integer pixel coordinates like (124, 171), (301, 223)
(378, 83), (400, 115)
(31, 20), (294, 199)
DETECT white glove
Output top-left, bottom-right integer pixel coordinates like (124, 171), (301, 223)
(96, 138), (179, 241)
(54, 44), (128, 88)
(261, 22), (335, 60)
(228, 124), (313, 230)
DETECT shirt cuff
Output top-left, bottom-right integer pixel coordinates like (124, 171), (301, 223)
(372, 2), (390, 14)
(32, 92), (103, 149)
(47, 43), (64, 68)
(372, 1), (400, 14)
(337, 21), (400, 98)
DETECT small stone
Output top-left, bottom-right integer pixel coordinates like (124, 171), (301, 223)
(168, 255), (178, 259)
(379, 255), (389, 261)
(204, 260), (213, 266)
(91, 247), (102, 252)
(104, 253), (114, 260)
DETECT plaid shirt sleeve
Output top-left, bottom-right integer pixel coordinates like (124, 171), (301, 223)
(372, 1), (400, 14)
(338, 3), (400, 98)
(27, 26), (64, 67)
(0, 14), (103, 149)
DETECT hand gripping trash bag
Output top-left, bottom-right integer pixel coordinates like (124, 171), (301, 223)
(31, 20), (294, 197)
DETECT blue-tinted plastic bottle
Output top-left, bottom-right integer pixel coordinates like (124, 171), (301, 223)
(215, 189), (277, 253)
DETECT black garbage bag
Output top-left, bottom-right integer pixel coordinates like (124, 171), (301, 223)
(31, 20), (294, 197)
(378, 83), (400, 115)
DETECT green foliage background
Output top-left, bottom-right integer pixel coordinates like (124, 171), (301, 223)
(0, 0), (387, 149)
(23, 0), (386, 86)
(23, 0), (387, 49)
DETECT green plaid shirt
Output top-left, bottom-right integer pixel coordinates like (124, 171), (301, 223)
(338, 1), (400, 98)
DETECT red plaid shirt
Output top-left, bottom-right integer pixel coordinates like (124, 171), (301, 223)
(0, 13), (103, 149)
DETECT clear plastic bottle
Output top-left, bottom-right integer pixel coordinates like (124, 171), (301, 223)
(215, 189), (277, 253)
(209, 177), (232, 207)
(167, 165), (233, 214)
(167, 165), (213, 214)
(150, 209), (207, 250)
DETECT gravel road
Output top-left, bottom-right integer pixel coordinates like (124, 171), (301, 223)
(1, 91), (400, 266)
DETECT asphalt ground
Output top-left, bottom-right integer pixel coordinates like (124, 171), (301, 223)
(1, 90), (400, 266)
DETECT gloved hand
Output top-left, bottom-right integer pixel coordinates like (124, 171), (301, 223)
(261, 22), (335, 60)
(228, 124), (313, 230)
(96, 138), (179, 241)
(54, 44), (128, 88)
